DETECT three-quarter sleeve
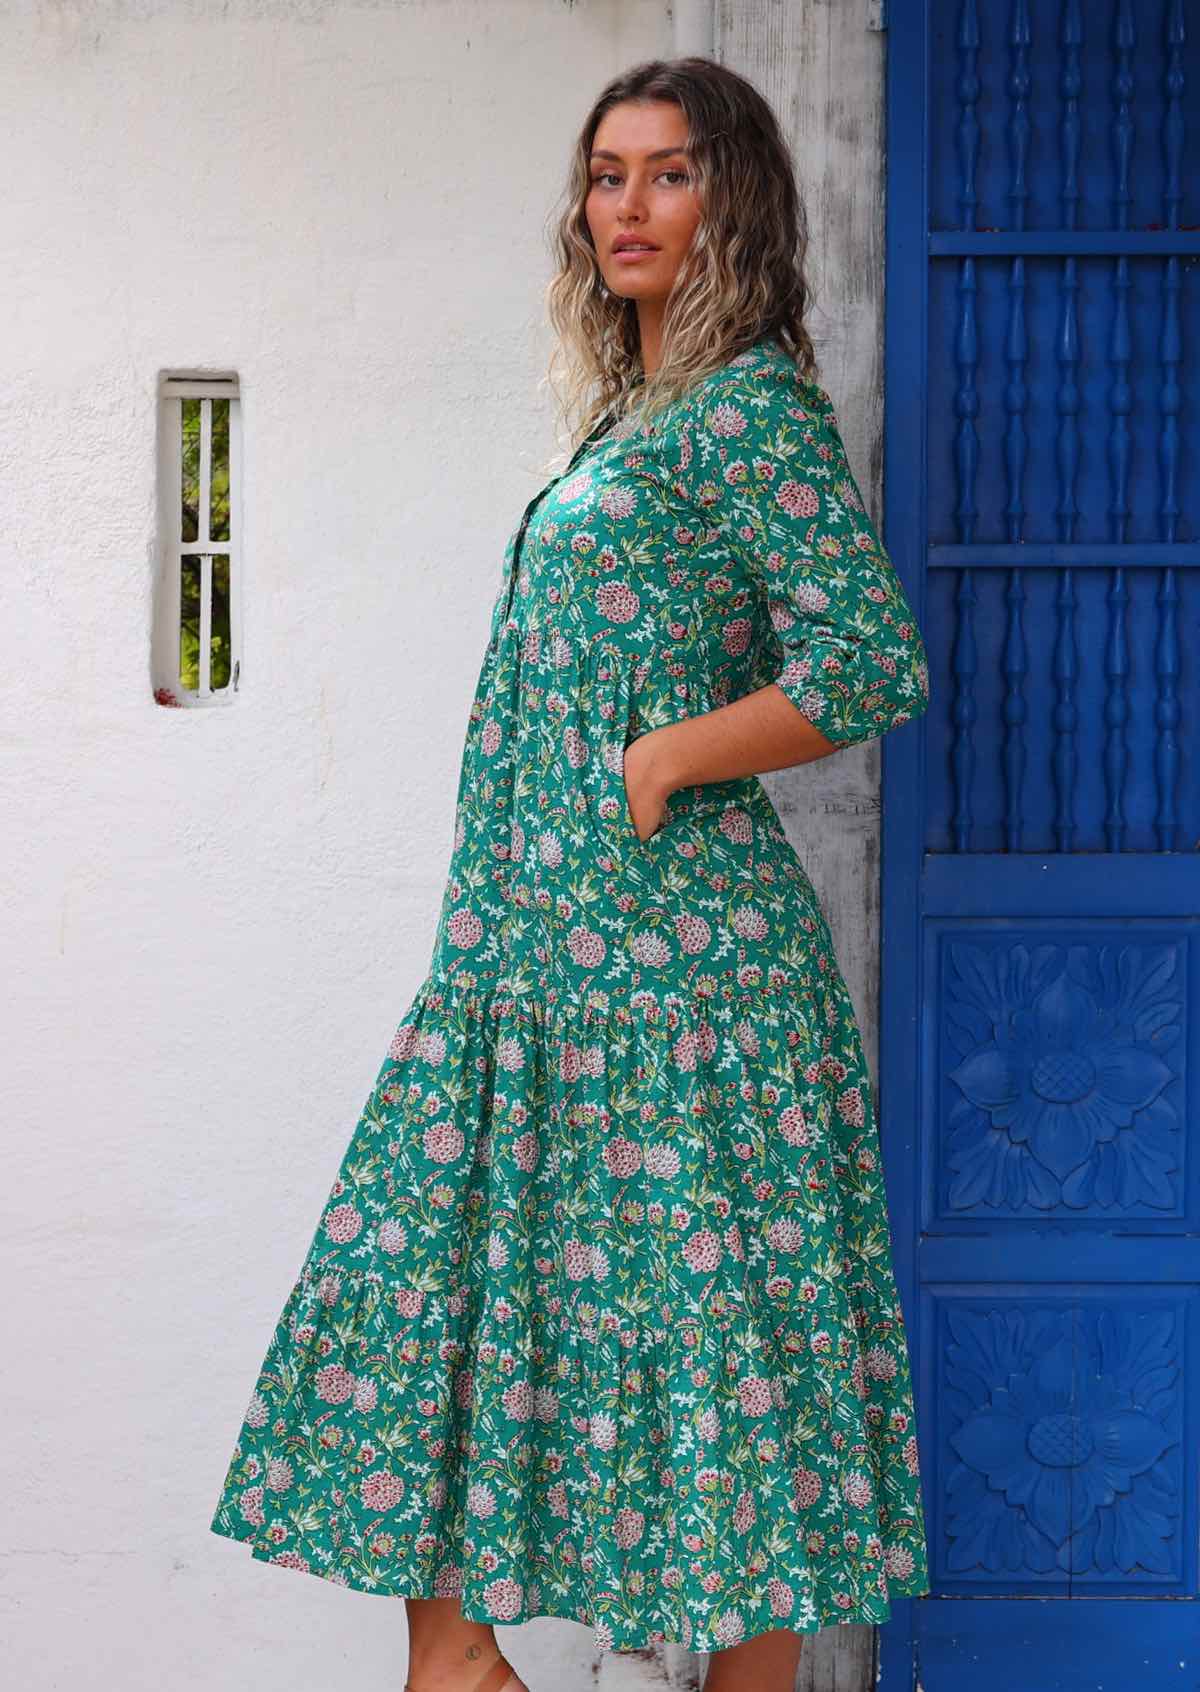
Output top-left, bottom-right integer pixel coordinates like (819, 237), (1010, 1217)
(664, 365), (931, 750)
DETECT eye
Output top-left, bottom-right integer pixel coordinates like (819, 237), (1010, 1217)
(588, 168), (691, 189)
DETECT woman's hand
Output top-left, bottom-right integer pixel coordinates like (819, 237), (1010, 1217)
(622, 731), (673, 841)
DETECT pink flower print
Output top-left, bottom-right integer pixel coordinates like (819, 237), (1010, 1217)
(564, 1238), (591, 1280)
(590, 1411), (618, 1451)
(377, 1219), (407, 1255)
(581, 1041), (606, 1077)
(496, 1036), (525, 1073)
(486, 1234), (510, 1270)
(837, 1085), (866, 1127)
(533, 1387), (559, 1422)
(354, 1376), (379, 1413)
(736, 1375), (773, 1417)
(265, 1457), (293, 1493)
(671, 1029), (697, 1071)
(708, 399), (749, 438)
(558, 1041), (582, 1082)
(902, 1433), (921, 1475)
(842, 1470), (874, 1509)
(613, 1506), (646, 1548)
(537, 831), (564, 870)
(775, 478), (820, 520)
(723, 617), (752, 656)
(558, 471), (591, 502)
(718, 806), (753, 845)
(733, 905), (769, 942)
(644, 1141), (681, 1179)
(767, 1217), (805, 1255)
(394, 1286), (425, 1317)
(724, 1220), (745, 1262)
(389, 1022), (419, 1061)
(513, 1129), (538, 1172)
(787, 577), (833, 620)
(697, 1405), (720, 1442)
(238, 1485), (265, 1527)
(446, 909), (483, 949)
(603, 1134), (642, 1177)
(548, 1480), (569, 1518)
(567, 926), (607, 968)
(563, 725), (587, 768)
(768, 1576), (794, 1617)
(793, 685), (829, 724)
(850, 1353), (869, 1401)
(630, 929), (672, 968)
(865, 1344), (898, 1381)
(694, 1019), (718, 1060)
(733, 1018), (762, 1056)
(595, 581), (641, 623)
(480, 718), (502, 756)
(466, 1482), (497, 1519)
(600, 484), (638, 519)
(570, 530), (598, 556)
(419, 1029), (447, 1064)
(423, 1119), (465, 1163)
(674, 913), (712, 954)
(502, 1379), (534, 1421)
(482, 1576), (524, 1622)
(733, 1490), (757, 1533)
(323, 1202), (363, 1244)
(314, 1364), (355, 1405)
(792, 1466), (823, 1508)
(682, 1226), (723, 1273)
(713, 1611), (746, 1646)
(244, 1391), (268, 1429)
(778, 1104), (811, 1146)
(430, 1561), (464, 1598)
(360, 1470), (405, 1512)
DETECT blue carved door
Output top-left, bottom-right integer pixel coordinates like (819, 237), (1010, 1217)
(878, 3), (1200, 1688)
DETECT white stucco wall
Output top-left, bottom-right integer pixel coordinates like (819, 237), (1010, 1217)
(2, 3), (890, 1689)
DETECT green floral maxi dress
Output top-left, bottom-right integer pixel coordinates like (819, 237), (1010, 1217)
(209, 334), (933, 1653)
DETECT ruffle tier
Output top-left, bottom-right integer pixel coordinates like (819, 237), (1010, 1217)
(210, 971), (929, 1652)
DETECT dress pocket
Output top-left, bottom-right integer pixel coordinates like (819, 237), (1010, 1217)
(618, 736), (666, 849)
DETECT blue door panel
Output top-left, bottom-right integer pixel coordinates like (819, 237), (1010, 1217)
(880, 2), (1199, 1686)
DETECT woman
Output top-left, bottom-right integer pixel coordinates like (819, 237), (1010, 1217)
(210, 55), (931, 1692)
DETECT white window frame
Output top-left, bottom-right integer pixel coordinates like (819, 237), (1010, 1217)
(154, 372), (243, 706)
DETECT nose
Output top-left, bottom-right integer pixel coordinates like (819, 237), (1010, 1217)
(615, 175), (648, 222)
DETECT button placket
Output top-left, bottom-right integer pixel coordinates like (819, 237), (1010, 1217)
(490, 407), (620, 647)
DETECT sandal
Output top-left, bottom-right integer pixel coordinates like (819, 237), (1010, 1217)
(404, 1646), (527, 1692)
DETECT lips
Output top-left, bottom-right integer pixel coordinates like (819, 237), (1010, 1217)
(613, 239), (659, 254)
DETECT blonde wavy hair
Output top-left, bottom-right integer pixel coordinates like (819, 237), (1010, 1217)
(543, 55), (819, 458)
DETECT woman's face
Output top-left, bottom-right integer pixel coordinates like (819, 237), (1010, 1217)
(585, 99), (700, 310)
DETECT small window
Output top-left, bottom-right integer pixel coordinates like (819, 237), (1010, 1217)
(154, 373), (242, 706)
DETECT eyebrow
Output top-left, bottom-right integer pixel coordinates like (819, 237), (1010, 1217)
(589, 146), (690, 162)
